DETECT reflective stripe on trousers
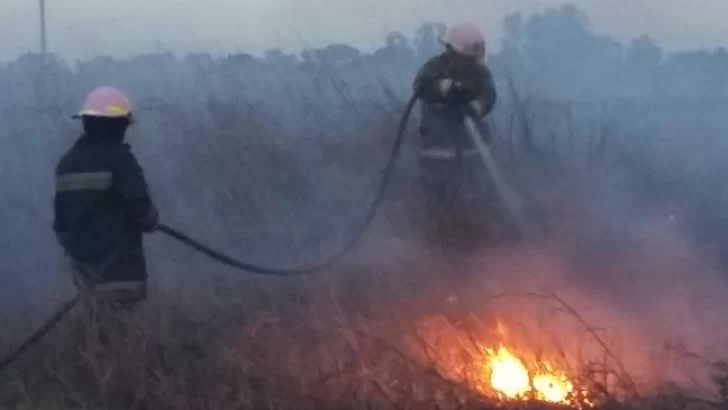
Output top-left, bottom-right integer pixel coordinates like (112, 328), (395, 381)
(72, 260), (147, 306)
(92, 280), (146, 296)
(419, 147), (479, 160)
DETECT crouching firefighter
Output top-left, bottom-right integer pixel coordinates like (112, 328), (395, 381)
(53, 86), (159, 310)
(412, 23), (504, 250)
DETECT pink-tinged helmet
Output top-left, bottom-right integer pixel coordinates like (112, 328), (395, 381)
(445, 23), (486, 59)
(73, 86), (132, 119)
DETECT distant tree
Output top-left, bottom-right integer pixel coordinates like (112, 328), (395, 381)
(131, 52), (177, 66)
(372, 31), (415, 64)
(625, 35), (662, 70)
(500, 4), (623, 99)
(622, 35), (662, 97)
(220, 52), (256, 74)
(4, 52), (72, 106)
(264, 49), (298, 67)
(217, 52), (257, 90)
(413, 22), (446, 59)
(316, 44), (362, 66)
(493, 12), (528, 92)
(712, 47), (728, 95)
(662, 50), (714, 97)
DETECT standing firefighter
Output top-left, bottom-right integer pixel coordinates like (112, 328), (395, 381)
(53, 86), (159, 309)
(412, 23), (502, 250)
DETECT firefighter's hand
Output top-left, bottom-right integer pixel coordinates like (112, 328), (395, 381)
(436, 78), (454, 97)
(467, 99), (486, 117)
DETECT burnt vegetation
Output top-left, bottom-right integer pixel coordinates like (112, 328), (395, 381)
(1, 4), (728, 409)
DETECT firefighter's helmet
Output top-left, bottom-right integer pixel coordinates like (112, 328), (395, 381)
(73, 86), (132, 119)
(444, 23), (486, 59)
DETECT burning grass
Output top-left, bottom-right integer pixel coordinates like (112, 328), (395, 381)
(3, 150), (728, 409)
(222, 281), (726, 410)
(411, 318), (594, 408)
(2, 90), (728, 408)
(1, 255), (727, 409)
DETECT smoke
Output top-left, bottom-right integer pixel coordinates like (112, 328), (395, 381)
(413, 160), (728, 394)
(2, 4), (728, 403)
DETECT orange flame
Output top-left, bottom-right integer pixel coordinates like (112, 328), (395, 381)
(487, 346), (531, 398)
(414, 316), (595, 408)
(484, 345), (587, 407)
(533, 368), (574, 403)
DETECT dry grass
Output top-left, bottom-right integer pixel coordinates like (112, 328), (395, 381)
(2, 85), (728, 409)
(2, 248), (727, 409)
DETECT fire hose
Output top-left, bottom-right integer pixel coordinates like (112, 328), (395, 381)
(0, 293), (80, 371)
(0, 93), (419, 373)
(156, 92), (419, 275)
(0, 96), (531, 373)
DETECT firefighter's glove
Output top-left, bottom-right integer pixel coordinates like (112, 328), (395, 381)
(436, 78), (454, 97)
(467, 99), (486, 118)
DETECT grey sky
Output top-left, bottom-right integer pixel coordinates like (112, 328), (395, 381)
(2, 0), (727, 62)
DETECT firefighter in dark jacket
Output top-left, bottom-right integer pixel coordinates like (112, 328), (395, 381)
(53, 86), (159, 308)
(412, 23), (501, 250)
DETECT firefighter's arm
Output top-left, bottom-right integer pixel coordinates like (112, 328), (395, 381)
(114, 147), (159, 232)
(468, 66), (497, 118)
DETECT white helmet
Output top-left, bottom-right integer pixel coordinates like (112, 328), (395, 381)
(444, 23), (486, 59)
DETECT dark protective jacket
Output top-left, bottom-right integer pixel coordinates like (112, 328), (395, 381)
(53, 131), (158, 294)
(413, 52), (497, 159)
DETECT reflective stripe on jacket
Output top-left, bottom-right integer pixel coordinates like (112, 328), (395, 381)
(54, 133), (158, 266)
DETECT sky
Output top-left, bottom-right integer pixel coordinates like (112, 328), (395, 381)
(1, 0), (727, 62)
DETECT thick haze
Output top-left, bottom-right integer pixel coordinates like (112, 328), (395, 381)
(2, 0), (728, 61)
(2, 1), (728, 404)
